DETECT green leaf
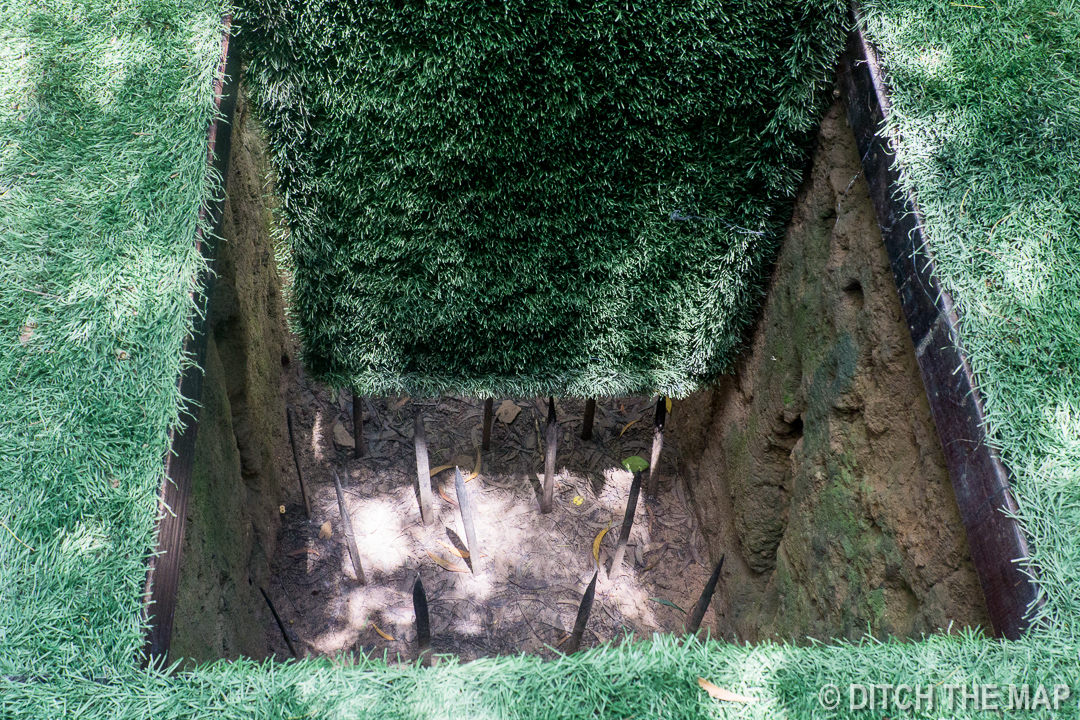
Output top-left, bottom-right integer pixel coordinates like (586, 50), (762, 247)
(648, 597), (687, 614)
(622, 455), (649, 473)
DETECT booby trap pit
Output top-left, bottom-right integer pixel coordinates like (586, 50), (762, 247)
(159, 37), (999, 666)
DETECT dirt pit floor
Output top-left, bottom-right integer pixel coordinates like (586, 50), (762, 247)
(265, 372), (714, 662)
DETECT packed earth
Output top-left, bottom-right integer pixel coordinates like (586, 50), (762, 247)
(267, 380), (719, 663)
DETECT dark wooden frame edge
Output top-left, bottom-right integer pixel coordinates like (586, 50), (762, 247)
(140, 15), (242, 665)
(839, 10), (1039, 639)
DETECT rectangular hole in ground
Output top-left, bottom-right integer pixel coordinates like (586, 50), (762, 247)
(168, 86), (992, 667)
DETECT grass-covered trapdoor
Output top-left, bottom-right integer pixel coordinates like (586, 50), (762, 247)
(242, 0), (847, 398)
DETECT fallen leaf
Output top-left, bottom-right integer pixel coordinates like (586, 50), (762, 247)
(698, 678), (757, 703)
(495, 400), (521, 424)
(593, 526), (611, 565)
(319, 521), (332, 540)
(666, 397), (672, 413)
(429, 464), (454, 477)
(393, 396), (410, 410)
(642, 542), (669, 572)
(619, 419), (639, 437)
(288, 547), (320, 558)
(439, 541), (470, 559)
(18, 321), (35, 345)
(622, 455), (649, 473)
(648, 597), (687, 614)
(642, 557), (663, 573)
(332, 423), (354, 449)
(427, 550), (469, 573)
(371, 622), (395, 641)
(469, 448), (481, 481)
(437, 484), (457, 506)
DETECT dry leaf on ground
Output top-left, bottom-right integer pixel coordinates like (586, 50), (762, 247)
(698, 678), (757, 703)
(371, 622), (395, 641)
(319, 521), (332, 539)
(427, 550), (469, 573)
(18, 322), (35, 345)
(332, 423), (354, 448)
(439, 541), (470, 559)
(593, 526), (611, 565)
(495, 400), (521, 424)
(437, 485), (457, 505)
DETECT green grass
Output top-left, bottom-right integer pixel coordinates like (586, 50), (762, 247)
(2, 0), (1080, 716)
(858, 0), (1080, 634)
(3, 632), (1078, 718)
(240, 0), (848, 399)
(0, 0), (229, 678)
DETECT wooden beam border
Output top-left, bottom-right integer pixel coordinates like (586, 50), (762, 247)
(839, 10), (1040, 639)
(141, 15), (241, 665)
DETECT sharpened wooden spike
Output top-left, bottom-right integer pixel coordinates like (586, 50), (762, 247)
(353, 389), (365, 458)
(414, 408), (434, 524)
(687, 555), (725, 636)
(541, 397), (557, 513)
(610, 468), (644, 578)
(332, 469), (366, 584)
(565, 571), (598, 654)
(413, 576), (430, 665)
(481, 398), (493, 451)
(581, 397), (596, 440)
(260, 587), (297, 658)
(454, 467), (480, 573)
(285, 407), (311, 519)
(647, 396), (666, 496)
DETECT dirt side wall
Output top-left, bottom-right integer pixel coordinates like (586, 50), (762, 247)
(669, 97), (991, 644)
(170, 87), (290, 664)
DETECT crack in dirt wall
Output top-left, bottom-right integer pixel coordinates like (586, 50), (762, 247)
(170, 87), (290, 664)
(669, 96), (991, 644)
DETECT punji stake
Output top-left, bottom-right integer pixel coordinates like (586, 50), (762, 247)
(687, 555), (725, 636)
(481, 397), (493, 451)
(581, 398), (596, 440)
(285, 407), (311, 519)
(646, 396), (666, 497)
(565, 571), (598, 654)
(413, 408), (434, 524)
(541, 397), (557, 513)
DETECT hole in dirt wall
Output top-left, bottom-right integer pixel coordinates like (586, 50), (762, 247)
(668, 95), (991, 644)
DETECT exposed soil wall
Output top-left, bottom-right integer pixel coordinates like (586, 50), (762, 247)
(669, 97), (991, 644)
(170, 87), (290, 664)
(167, 84), (990, 662)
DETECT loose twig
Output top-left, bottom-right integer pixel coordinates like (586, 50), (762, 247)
(0, 519), (34, 552)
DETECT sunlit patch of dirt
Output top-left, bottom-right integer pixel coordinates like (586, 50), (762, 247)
(266, 382), (717, 663)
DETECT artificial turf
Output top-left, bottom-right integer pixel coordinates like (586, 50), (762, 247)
(0, 0), (230, 678)
(857, 0), (1080, 634)
(241, 0), (848, 399)
(1, 0), (1079, 717)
